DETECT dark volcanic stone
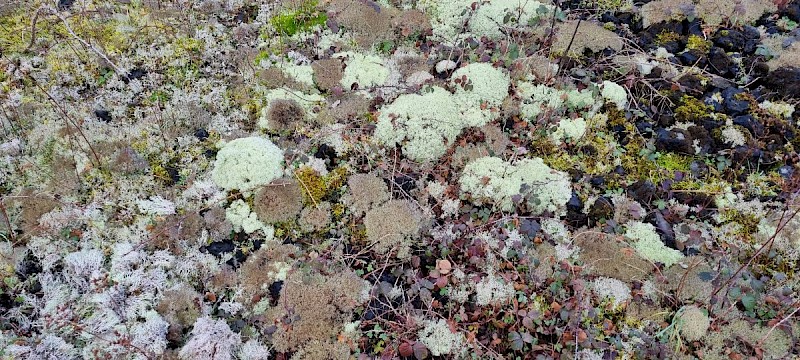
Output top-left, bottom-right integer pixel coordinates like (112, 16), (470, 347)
(722, 88), (750, 114)
(566, 193), (588, 227)
(677, 73), (708, 94)
(655, 128), (694, 154)
(765, 67), (800, 99)
(647, 211), (676, 249)
(628, 180), (657, 205)
(677, 50), (704, 67)
(742, 26), (761, 53)
(708, 47), (732, 76)
(58, 0), (75, 10)
(125, 68), (147, 83)
(733, 115), (765, 137)
(588, 196), (614, 224)
(194, 128), (209, 140)
(714, 29), (746, 52)
(314, 143), (337, 164)
(205, 240), (235, 256)
(269, 281), (283, 300)
(94, 109), (112, 122)
(687, 125), (712, 154)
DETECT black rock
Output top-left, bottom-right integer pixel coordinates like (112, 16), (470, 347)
(164, 164), (181, 185)
(205, 240), (235, 256)
(714, 29), (746, 52)
(636, 121), (655, 135)
(588, 196), (614, 224)
(57, 0), (75, 10)
(655, 128), (694, 154)
(742, 26), (761, 53)
(314, 143), (337, 165)
(724, 96), (750, 115)
(647, 211), (677, 249)
(590, 176), (606, 188)
(677, 73), (708, 94)
(765, 67), (800, 99)
(269, 281), (283, 300)
(687, 125), (712, 155)
(194, 128), (209, 140)
(567, 193), (583, 212)
(392, 174), (416, 195)
(94, 109), (112, 122)
(677, 50), (704, 67)
(686, 19), (704, 36)
(732, 115), (765, 137)
(566, 193), (587, 227)
(124, 68), (147, 83)
(732, 146), (767, 167)
(627, 180), (657, 205)
(708, 47), (732, 76)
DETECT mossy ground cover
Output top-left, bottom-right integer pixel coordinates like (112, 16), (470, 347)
(1, 0), (800, 359)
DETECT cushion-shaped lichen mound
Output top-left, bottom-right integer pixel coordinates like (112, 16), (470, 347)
(625, 221), (684, 268)
(211, 137), (284, 192)
(420, 0), (552, 40)
(459, 156), (572, 215)
(375, 63), (510, 162)
(258, 88), (324, 130)
(334, 51), (390, 90)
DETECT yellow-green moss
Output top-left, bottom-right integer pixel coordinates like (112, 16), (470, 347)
(655, 153), (692, 172)
(685, 35), (711, 53)
(655, 31), (682, 45)
(295, 167), (327, 205)
(674, 95), (712, 122)
(269, 0), (327, 36)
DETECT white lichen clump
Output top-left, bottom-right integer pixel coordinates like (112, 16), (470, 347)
(601, 81), (628, 110)
(676, 305), (709, 342)
(212, 137), (284, 191)
(335, 51), (390, 89)
(375, 63), (509, 162)
(721, 123), (747, 147)
(625, 221), (684, 268)
(179, 317), (242, 360)
(417, 318), (466, 357)
(475, 273), (516, 306)
(421, 0), (552, 40)
(551, 117), (587, 145)
(225, 199), (274, 236)
(460, 156), (572, 215)
(592, 277), (631, 307)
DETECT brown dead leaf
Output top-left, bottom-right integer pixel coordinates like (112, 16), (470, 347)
(436, 259), (452, 275)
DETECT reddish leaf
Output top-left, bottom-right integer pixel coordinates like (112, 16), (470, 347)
(413, 341), (429, 359)
(436, 259), (452, 275)
(398, 342), (413, 357)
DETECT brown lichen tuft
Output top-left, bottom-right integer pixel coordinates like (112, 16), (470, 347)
(328, 0), (396, 48)
(254, 178), (304, 224)
(267, 270), (366, 353)
(156, 284), (203, 343)
(266, 99), (306, 132)
(363, 199), (424, 259)
(343, 173), (390, 217)
(239, 244), (301, 299)
(576, 230), (652, 283)
(290, 339), (351, 360)
(299, 201), (332, 233)
(12, 189), (59, 239)
(311, 59), (344, 92)
(149, 212), (204, 253)
(551, 20), (623, 57)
